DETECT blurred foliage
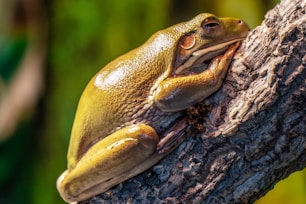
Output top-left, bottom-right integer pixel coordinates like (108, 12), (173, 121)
(0, 1), (27, 83)
(0, 37), (27, 83)
(256, 169), (306, 204)
(1, 0), (305, 204)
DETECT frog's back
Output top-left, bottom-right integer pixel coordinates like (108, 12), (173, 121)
(67, 48), (168, 166)
(66, 26), (188, 167)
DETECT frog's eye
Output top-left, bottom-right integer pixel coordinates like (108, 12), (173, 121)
(201, 17), (220, 33)
(179, 33), (196, 50)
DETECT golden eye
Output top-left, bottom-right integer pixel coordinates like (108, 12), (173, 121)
(201, 17), (220, 32)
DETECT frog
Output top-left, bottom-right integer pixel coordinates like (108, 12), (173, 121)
(57, 13), (250, 203)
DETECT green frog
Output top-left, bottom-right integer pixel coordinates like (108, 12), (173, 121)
(57, 13), (249, 202)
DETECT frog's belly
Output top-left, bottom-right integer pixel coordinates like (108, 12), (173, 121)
(118, 105), (184, 135)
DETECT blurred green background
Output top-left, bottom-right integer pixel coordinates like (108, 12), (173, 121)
(0, 0), (305, 203)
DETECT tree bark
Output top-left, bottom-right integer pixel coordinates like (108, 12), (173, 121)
(80, 0), (305, 203)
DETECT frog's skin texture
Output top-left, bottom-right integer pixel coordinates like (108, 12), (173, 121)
(57, 13), (250, 203)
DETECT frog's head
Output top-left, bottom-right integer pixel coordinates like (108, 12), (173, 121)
(164, 13), (250, 75)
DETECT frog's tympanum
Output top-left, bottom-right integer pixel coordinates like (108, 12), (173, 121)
(57, 13), (249, 202)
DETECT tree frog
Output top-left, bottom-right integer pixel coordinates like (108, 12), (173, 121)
(57, 13), (249, 202)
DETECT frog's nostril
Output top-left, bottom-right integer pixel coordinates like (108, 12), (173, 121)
(238, 20), (251, 31)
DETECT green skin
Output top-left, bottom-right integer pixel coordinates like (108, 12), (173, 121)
(57, 13), (250, 203)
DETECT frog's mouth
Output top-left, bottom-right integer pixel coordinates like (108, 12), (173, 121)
(174, 39), (243, 76)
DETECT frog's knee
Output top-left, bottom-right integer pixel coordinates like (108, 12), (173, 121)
(129, 124), (158, 139)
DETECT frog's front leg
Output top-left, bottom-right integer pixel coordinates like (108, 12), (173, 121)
(154, 42), (240, 112)
(57, 124), (159, 203)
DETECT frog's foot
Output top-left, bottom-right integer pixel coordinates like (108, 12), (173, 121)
(57, 124), (159, 203)
(154, 41), (242, 113)
(207, 41), (241, 80)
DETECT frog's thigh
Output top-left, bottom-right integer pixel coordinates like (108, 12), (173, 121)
(60, 124), (159, 200)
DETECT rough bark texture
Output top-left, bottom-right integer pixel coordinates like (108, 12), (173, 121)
(80, 0), (305, 203)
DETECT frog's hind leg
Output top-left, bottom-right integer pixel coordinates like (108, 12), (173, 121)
(57, 124), (159, 203)
(70, 151), (164, 203)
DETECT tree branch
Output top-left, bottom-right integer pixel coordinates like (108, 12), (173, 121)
(80, 0), (305, 203)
